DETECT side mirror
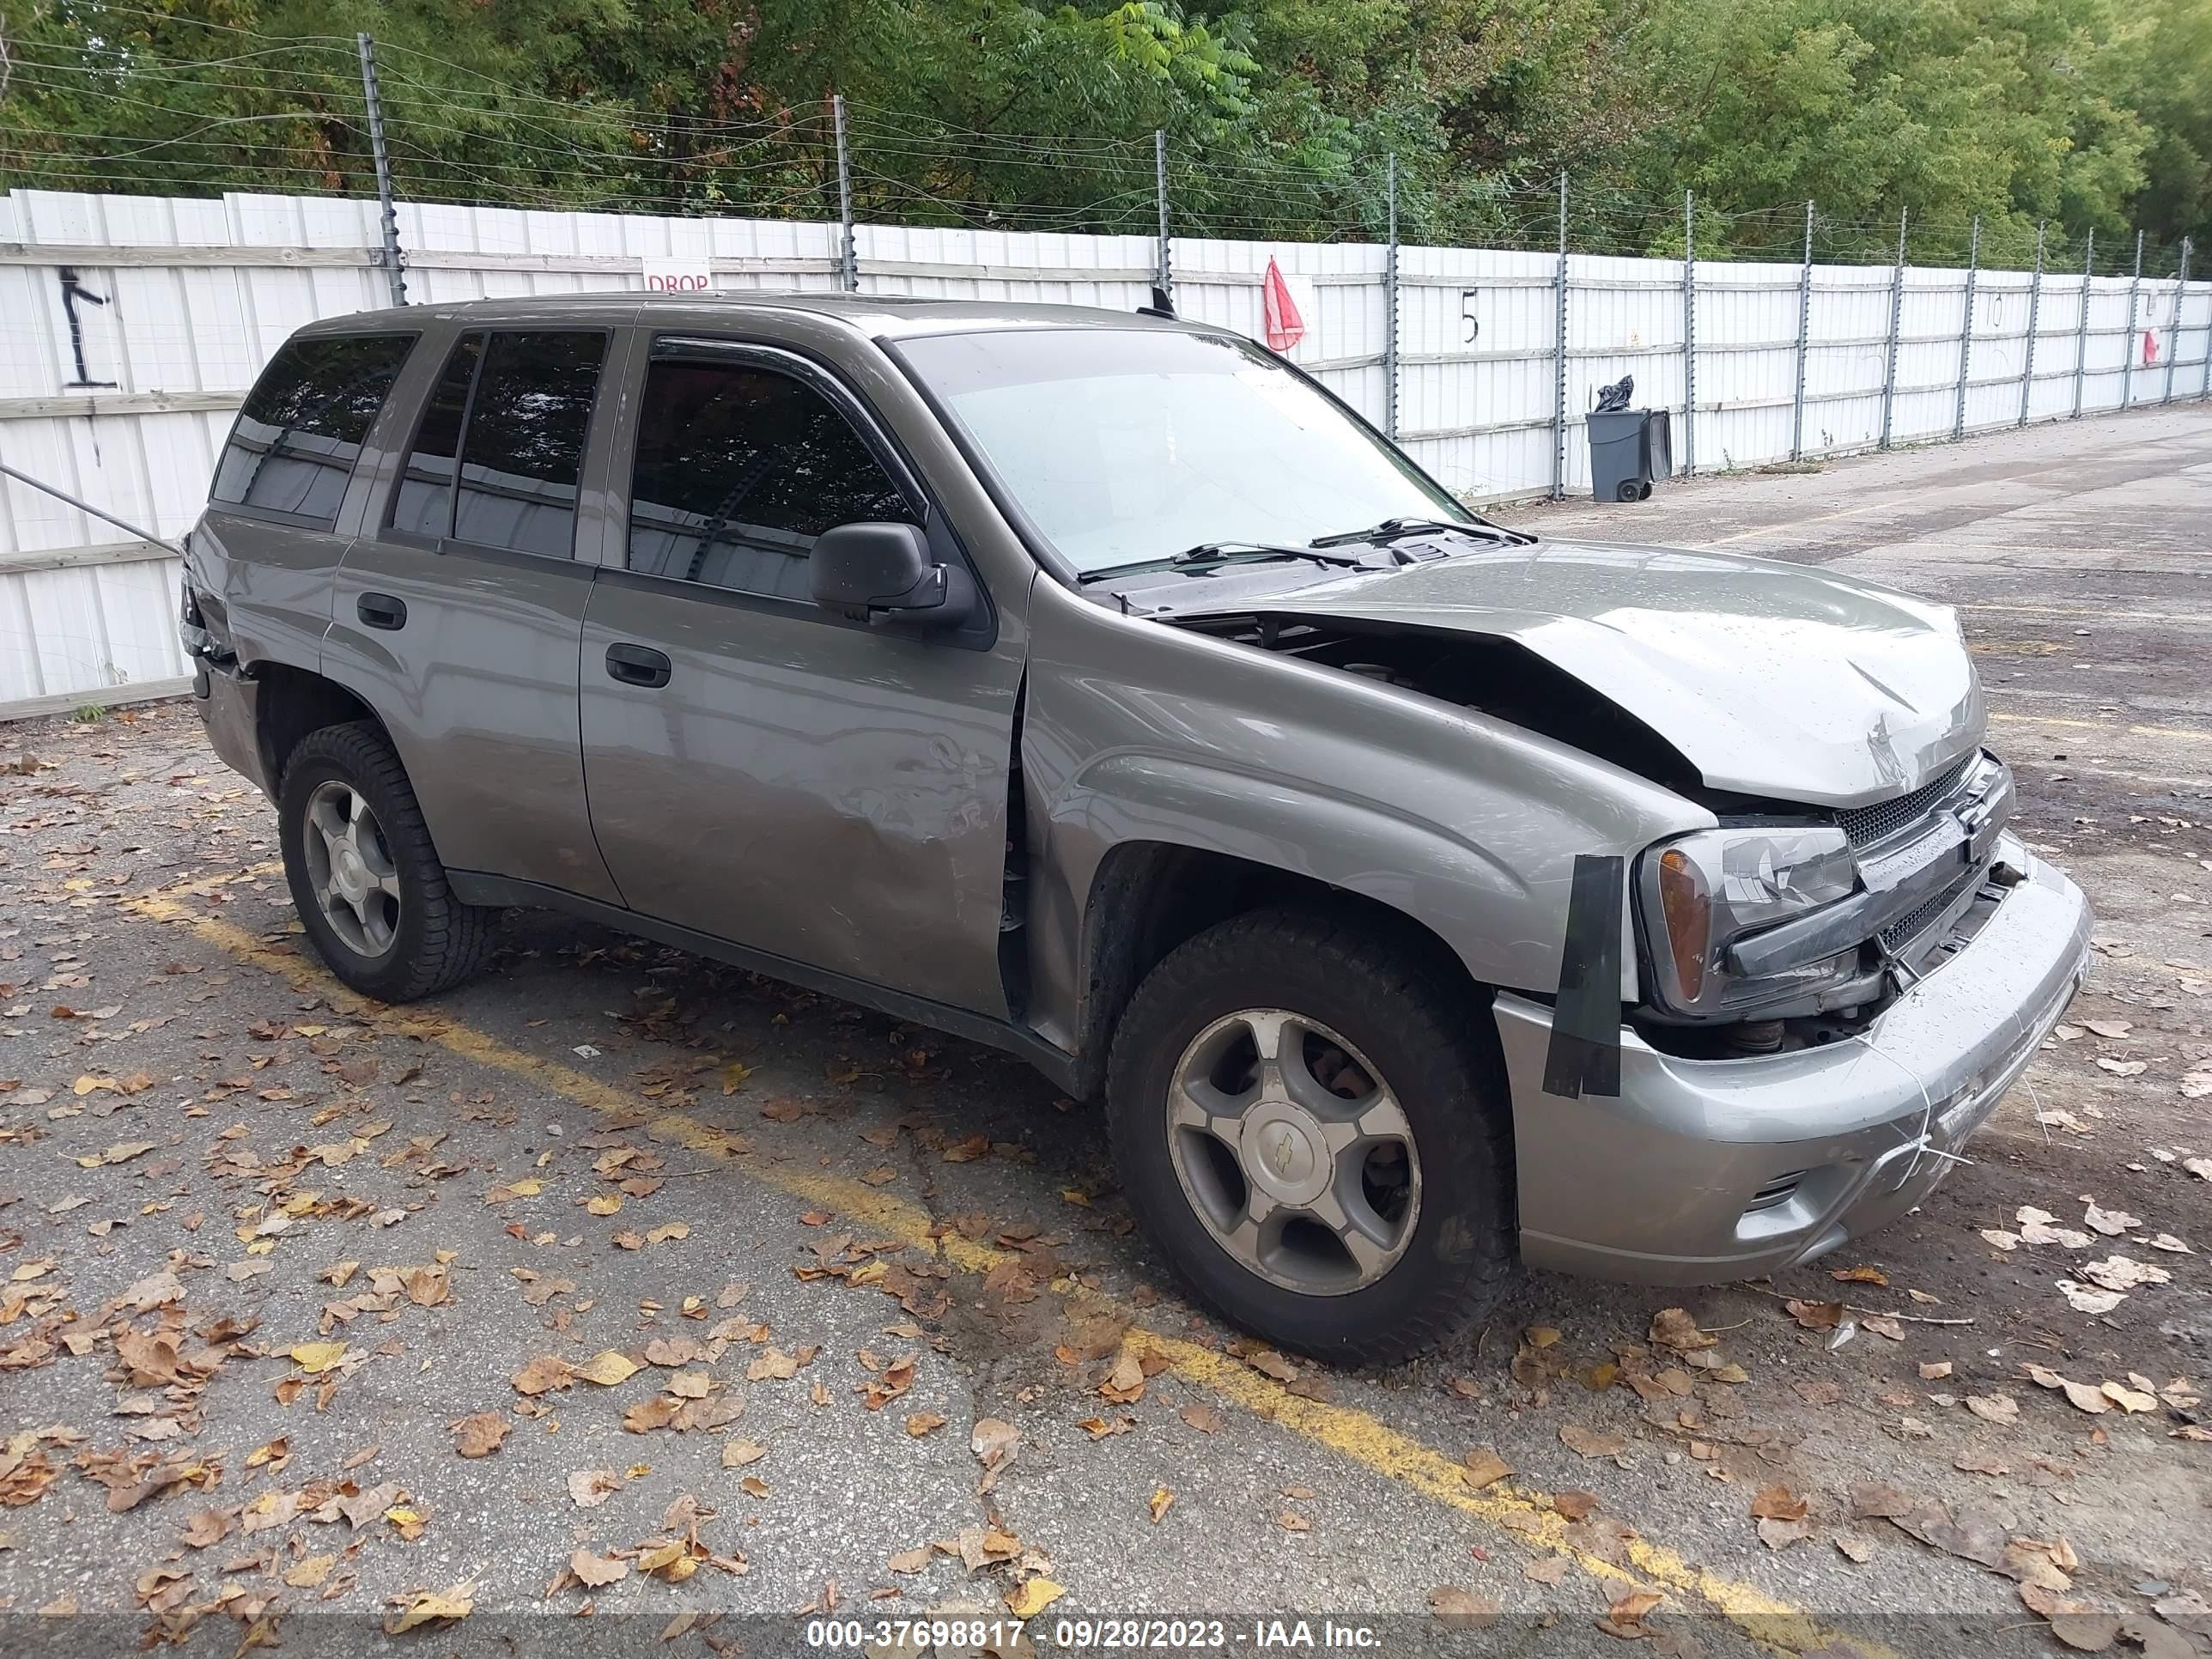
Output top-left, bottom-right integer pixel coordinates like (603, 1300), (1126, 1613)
(810, 520), (974, 630)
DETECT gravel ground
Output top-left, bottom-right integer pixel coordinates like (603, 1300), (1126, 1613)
(2, 404), (2209, 1659)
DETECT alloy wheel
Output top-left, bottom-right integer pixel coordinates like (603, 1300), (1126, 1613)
(1165, 1008), (1420, 1295)
(301, 780), (402, 958)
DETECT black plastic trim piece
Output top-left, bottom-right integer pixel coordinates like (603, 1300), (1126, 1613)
(1541, 853), (1625, 1100)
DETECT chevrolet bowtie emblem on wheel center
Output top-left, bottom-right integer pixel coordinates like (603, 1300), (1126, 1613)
(1271, 1128), (1297, 1178)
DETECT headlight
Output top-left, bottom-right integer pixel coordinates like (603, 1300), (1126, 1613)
(1639, 826), (1862, 1017)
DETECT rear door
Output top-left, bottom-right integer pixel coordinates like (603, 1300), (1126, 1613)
(325, 325), (623, 903)
(578, 334), (1022, 1017)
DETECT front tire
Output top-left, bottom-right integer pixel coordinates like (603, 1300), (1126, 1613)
(1106, 908), (1516, 1366)
(277, 721), (491, 1002)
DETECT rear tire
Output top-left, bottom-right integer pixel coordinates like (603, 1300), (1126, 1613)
(277, 721), (492, 1002)
(1106, 907), (1516, 1366)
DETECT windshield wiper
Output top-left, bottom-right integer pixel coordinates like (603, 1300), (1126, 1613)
(1309, 514), (1534, 550)
(1077, 542), (1365, 584)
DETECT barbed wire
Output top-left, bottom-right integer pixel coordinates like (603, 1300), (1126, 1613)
(0, 29), (2199, 278)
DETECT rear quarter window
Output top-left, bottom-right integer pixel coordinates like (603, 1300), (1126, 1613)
(210, 333), (417, 529)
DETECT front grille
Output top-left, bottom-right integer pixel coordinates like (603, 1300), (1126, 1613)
(1879, 868), (1978, 951)
(1836, 754), (1975, 849)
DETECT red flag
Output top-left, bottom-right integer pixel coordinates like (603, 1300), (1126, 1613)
(1262, 258), (1305, 353)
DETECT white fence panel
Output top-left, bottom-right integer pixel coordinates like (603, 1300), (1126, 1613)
(2, 185), (2207, 714)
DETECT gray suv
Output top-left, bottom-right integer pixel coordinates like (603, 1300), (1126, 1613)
(183, 294), (2090, 1364)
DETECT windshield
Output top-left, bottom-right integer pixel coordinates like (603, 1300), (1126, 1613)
(898, 327), (1471, 574)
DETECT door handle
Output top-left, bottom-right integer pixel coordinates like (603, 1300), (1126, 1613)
(605, 642), (672, 689)
(356, 592), (407, 630)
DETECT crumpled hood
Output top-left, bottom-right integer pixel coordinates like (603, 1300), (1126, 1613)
(1180, 539), (1984, 808)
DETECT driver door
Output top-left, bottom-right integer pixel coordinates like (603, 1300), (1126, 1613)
(579, 335), (1022, 1019)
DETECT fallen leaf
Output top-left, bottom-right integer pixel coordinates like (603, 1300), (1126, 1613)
(970, 1418), (1019, 1468)
(1831, 1266), (1888, 1285)
(2049, 1611), (2124, 1652)
(1148, 1486), (1175, 1522)
(1462, 1447), (1514, 1488)
(2082, 1200), (2140, 1236)
(511, 1355), (571, 1395)
(1006, 1579), (1065, 1618)
(449, 1412), (510, 1457)
(2100, 1380), (2156, 1413)
(1919, 1362), (1954, 1381)
(1559, 1425), (1626, 1461)
(1965, 1394), (2021, 1425)
(570, 1550), (629, 1588)
(1759, 1516), (1814, 1550)
(1650, 1308), (1716, 1350)
(1602, 1589), (1664, 1635)
(737, 1346), (794, 1382)
(568, 1469), (621, 1508)
(289, 1340), (348, 1375)
(283, 1553), (337, 1589)
(1180, 1405), (1225, 1435)
(1427, 1587), (1501, 1630)
(2057, 1281), (2126, 1315)
(1786, 1299), (1844, 1330)
(904, 1413), (947, 1438)
(1099, 1351), (1146, 1404)
(2081, 1255), (2171, 1291)
(385, 1582), (473, 1633)
(573, 1350), (640, 1387)
(1750, 1485), (1808, 1522)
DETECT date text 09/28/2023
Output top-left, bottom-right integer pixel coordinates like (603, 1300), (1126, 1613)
(803, 1618), (1385, 1650)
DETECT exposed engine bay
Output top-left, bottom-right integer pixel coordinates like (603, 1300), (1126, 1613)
(1173, 611), (2020, 1060)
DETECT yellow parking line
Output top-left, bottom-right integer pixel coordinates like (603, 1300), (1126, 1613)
(122, 884), (1900, 1659)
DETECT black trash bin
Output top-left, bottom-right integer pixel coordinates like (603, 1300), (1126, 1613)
(1587, 408), (1674, 502)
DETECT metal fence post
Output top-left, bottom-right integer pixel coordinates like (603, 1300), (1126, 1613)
(1879, 208), (1906, 449)
(1681, 191), (1697, 477)
(356, 33), (406, 307)
(832, 94), (857, 292)
(2018, 221), (2045, 428)
(1154, 131), (1171, 301)
(2122, 229), (2142, 408)
(1952, 215), (1979, 441)
(1790, 199), (1814, 460)
(1552, 172), (1569, 501)
(1384, 153), (1399, 440)
(2072, 228), (2094, 419)
(2165, 238), (2190, 403)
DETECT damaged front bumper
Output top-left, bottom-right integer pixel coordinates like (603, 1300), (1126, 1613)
(1495, 834), (2090, 1284)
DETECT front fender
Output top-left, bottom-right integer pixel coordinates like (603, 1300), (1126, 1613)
(1020, 578), (1713, 1054)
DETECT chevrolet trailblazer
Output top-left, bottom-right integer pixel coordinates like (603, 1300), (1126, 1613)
(182, 295), (2090, 1364)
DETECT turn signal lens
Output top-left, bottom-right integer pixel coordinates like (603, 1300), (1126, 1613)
(1656, 847), (1711, 1004)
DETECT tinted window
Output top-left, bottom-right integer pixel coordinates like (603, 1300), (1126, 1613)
(627, 357), (913, 600)
(391, 335), (480, 539)
(455, 332), (605, 556)
(210, 333), (416, 526)
(391, 331), (605, 556)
